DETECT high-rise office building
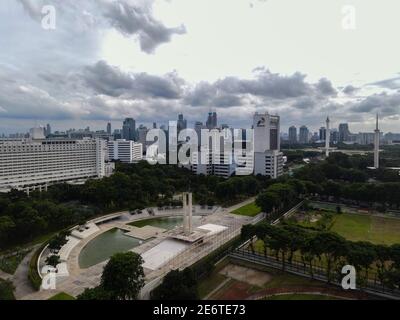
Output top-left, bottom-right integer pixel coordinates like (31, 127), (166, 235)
(122, 118), (136, 141)
(0, 138), (111, 193)
(194, 121), (205, 146)
(299, 125), (309, 144)
(319, 127), (327, 141)
(253, 112), (283, 178)
(339, 123), (351, 142)
(288, 126), (297, 143)
(46, 124), (51, 137)
(212, 112), (217, 128)
(107, 122), (112, 135)
(206, 111), (218, 129)
(177, 114), (187, 133)
(138, 125), (149, 151)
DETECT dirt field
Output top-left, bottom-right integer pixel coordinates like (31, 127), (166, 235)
(218, 264), (271, 287)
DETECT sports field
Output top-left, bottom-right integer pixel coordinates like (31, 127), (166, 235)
(330, 213), (400, 245)
(231, 202), (261, 217)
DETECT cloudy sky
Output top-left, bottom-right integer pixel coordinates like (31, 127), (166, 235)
(1, 0), (400, 134)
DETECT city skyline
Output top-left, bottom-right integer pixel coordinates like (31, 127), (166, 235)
(2, 1), (400, 135)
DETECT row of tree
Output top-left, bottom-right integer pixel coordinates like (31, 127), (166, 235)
(241, 223), (400, 289)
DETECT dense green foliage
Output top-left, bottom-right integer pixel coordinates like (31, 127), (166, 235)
(254, 153), (400, 219)
(0, 278), (15, 300)
(151, 268), (199, 300)
(78, 252), (145, 300)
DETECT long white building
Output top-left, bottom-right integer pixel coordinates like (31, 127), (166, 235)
(107, 139), (143, 163)
(0, 138), (111, 193)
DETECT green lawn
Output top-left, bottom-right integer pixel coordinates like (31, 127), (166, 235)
(330, 213), (400, 245)
(232, 202), (261, 217)
(264, 293), (340, 300)
(48, 292), (76, 300)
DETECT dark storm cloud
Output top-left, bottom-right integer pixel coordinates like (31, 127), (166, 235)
(292, 96), (316, 109)
(103, 0), (186, 53)
(351, 92), (400, 115)
(342, 85), (359, 95)
(82, 61), (183, 99)
(17, 0), (185, 54)
(185, 70), (313, 108)
(185, 70), (341, 109)
(221, 70), (312, 99)
(316, 78), (337, 97)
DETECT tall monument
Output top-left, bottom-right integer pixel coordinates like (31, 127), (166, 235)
(325, 116), (331, 157)
(182, 192), (193, 235)
(374, 114), (380, 169)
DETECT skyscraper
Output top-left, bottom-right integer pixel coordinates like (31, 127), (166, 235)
(325, 117), (331, 157)
(177, 114), (187, 133)
(206, 111), (217, 129)
(288, 126), (297, 143)
(212, 112), (217, 128)
(194, 121), (205, 146)
(46, 124), (51, 137)
(374, 114), (380, 169)
(339, 123), (350, 142)
(107, 122), (112, 135)
(253, 112), (283, 178)
(299, 125), (309, 144)
(319, 127), (326, 141)
(138, 125), (149, 151)
(122, 118), (136, 141)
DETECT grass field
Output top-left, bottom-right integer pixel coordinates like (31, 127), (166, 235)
(232, 202), (261, 217)
(48, 292), (76, 300)
(330, 213), (400, 245)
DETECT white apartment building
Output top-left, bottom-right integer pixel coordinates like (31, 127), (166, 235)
(107, 139), (143, 163)
(253, 112), (284, 179)
(190, 150), (236, 178)
(0, 138), (111, 193)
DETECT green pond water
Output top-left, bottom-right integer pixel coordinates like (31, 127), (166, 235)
(129, 216), (201, 230)
(79, 228), (142, 269)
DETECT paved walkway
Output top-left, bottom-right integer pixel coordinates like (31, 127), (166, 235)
(13, 247), (38, 299)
